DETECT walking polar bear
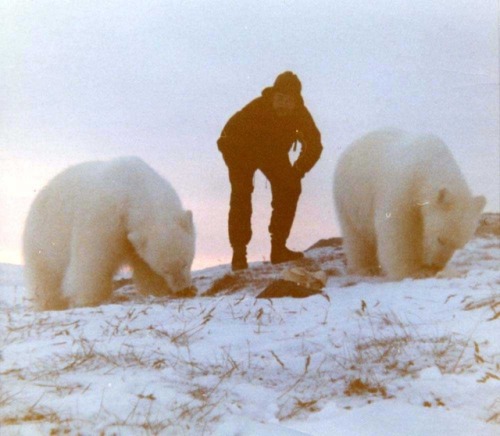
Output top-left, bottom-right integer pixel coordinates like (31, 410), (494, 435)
(334, 129), (486, 280)
(23, 157), (195, 310)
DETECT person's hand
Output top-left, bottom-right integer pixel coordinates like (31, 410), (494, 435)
(295, 129), (305, 143)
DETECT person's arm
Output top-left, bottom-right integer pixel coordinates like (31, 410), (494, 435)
(217, 112), (240, 155)
(293, 107), (323, 177)
(217, 98), (262, 156)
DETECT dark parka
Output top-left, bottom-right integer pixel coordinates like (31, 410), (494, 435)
(217, 87), (323, 177)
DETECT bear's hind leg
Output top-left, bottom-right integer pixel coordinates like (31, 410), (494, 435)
(25, 261), (68, 310)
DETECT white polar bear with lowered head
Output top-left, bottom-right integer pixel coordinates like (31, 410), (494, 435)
(23, 157), (196, 310)
(333, 129), (486, 280)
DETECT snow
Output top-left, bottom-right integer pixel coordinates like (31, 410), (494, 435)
(0, 236), (499, 435)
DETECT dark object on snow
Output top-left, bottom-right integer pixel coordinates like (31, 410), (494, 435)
(256, 279), (323, 299)
(171, 286), (198, 299)
(306, 237), (343, 251)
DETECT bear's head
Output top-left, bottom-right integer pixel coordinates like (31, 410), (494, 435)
(128, 210), (195, 293)
(421, 188), (486, 270)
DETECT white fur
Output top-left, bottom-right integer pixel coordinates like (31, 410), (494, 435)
(23, 157), (195, 310)
(333, 129), (486, 280)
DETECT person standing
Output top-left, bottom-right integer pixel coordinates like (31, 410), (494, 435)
(217, 71), (323, 270)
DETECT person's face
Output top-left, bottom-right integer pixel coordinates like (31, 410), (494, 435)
(272, 92), (296, 117)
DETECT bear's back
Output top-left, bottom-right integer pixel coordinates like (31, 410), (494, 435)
(110, 157), (184, 214)
(24, 157), (183, 247)
(334, 129), (409, 205)
(333, 129), (472, 230)
(35, 157), (181, 209)
(336, 129), (466, 189)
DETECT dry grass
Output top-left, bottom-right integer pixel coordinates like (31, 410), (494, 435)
(1, 233), (498, 434)
(2, 301), (497, 433)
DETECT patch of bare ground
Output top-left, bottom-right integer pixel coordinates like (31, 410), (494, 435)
(344, 378), (388, 398)
(200, 246), (345, 297)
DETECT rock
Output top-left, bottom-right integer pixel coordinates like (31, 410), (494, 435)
(256, 279), (324, 299)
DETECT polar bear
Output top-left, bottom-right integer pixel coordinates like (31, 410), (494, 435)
(333, 129), (486, 280)
(23, 157), (196, 310)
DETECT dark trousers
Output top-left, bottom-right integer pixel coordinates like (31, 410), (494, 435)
(225, 154), (302, 248)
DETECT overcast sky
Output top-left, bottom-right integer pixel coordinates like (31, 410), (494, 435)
(1, 0), (498, 269)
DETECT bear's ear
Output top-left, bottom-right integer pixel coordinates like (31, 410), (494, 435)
(472, 195), (486, 214)
(179, 210), (194, 233)
(128, 231), (146, 252)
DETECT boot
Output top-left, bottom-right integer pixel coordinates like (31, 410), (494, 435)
(232, 245), (248, 271)
(270, 242), (304, 264)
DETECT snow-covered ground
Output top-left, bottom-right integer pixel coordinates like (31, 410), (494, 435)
(0, 233), (499, 435)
